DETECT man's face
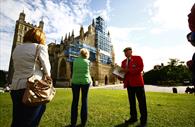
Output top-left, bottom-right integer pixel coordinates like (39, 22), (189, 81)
(124, 50), (132, 58)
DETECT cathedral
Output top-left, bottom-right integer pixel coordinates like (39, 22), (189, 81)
(8, 11), (118, 87)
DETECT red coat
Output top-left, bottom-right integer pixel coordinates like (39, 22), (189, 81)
(121, 55), (144, 88)
(188, 4), (195, 32)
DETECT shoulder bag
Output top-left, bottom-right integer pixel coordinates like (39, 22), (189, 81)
(22, 45), (56, 106)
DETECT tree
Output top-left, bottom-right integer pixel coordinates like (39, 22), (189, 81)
(168, 58), (179, 66)
(144, 59), (192, 86)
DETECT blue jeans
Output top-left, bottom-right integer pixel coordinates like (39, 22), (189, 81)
(10, 89), (46, 127)
(71, 84), (90, 126)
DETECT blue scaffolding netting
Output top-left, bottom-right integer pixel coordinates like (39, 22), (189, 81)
(64, 16), (112, 64)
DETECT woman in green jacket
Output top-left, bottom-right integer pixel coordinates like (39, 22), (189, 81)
(71, 48), (92, 127)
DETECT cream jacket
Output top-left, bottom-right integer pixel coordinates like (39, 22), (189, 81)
(11, 42), (51, 90)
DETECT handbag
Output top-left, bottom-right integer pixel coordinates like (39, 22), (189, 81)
(22, 45), (56, 106)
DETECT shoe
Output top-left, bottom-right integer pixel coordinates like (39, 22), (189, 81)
(77, 123), (86, 127)
(136, 123), (147, 127)
(124, 118), (137, 124)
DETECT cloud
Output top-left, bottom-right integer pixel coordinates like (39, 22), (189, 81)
(0, 0), (111, 71)
(108, 26), (146, 42)
(108, 26), (147, 68)
(149, 0), (194, 33)
(108, 24), (194, 71)
(1, 0), (193, 73)
(0, 32), (13, 70)
(139, 43), (194, 71)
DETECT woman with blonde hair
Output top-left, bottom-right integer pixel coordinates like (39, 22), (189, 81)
(10, 27), (51, 127)
(70, 48), (92, 127)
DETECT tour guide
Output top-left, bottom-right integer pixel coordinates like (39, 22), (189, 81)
(120, 47), (147, 127)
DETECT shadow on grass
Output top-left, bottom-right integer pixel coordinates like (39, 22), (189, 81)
(64, 124), (83, 127)
(65, 123), (130, 127)
(64, 125), (71, 127)
(114, 122), (129, 127)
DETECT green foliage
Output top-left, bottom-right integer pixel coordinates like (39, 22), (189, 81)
(144, 59), (192, 86)
(1, 89), (195, 127)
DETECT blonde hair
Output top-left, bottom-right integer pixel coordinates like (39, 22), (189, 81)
(80, 48), (90, 59)
(23, 27), (46, 45)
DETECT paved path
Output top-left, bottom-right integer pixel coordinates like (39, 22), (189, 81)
(90, 84), (193, 93)
(0, 84), (193, 94)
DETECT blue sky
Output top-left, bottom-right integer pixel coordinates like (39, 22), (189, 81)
(0, 0), (194, 72)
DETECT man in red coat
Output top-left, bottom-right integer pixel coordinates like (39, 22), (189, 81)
(120, 47), (147, 127)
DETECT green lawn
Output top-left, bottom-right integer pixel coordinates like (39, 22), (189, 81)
(0, 88), (195, 127)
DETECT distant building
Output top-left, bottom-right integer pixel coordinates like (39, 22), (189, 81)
(48, 16), (117, 87)
(153, 63), (164, 70)
(8, 11), (118, 86)
(8, 11), (44, 83)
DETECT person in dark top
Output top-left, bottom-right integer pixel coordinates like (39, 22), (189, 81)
(187, 3), (195, 89)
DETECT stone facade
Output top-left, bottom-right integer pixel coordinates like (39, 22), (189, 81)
(8, 11), (118, 86)
(48, 17), (118, 87)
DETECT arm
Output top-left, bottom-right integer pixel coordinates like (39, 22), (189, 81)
(192, 53), (195, 72)
(38, 45), (51, 76)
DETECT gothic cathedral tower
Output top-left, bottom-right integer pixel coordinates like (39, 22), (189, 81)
(7, 11), (44, 83)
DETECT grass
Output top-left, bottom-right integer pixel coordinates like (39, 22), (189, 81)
(0, 88), (195, 127)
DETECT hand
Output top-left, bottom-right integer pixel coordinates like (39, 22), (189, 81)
(120, 68), (129, 73)
(43, 74), (51, 80)
(117, 76), (123, 81)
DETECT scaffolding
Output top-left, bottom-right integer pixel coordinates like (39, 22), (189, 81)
(95, 16), (112, 64)
(64, 16), (112, 64)
(64, 41), (96, 62)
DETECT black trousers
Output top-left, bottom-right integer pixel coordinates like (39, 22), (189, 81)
(127, 86), (147, 124)
(192, 52), (195, 87)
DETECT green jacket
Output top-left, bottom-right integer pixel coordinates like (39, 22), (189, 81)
(71, 57), (92, 85)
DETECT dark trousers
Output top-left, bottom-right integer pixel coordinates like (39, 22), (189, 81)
(192, 72), (195, 88)
(71, 84), (90, 126)
(127, 86), (147, 124)
(192, 52), (195, 87)
(10, 89), (46, 127)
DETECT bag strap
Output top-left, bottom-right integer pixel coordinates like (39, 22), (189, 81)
(34, 44), (39, 63)
(33, 44), (50, 80)
(32, 44), (40, 75)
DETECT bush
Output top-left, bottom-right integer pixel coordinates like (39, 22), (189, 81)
(144, 60), (192, 86)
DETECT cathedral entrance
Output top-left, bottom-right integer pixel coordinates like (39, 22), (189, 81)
(105, 75), (108, 85)
(59, 59), (66, 80)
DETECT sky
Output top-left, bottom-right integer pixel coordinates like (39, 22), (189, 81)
(0, 0), (194, 72)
